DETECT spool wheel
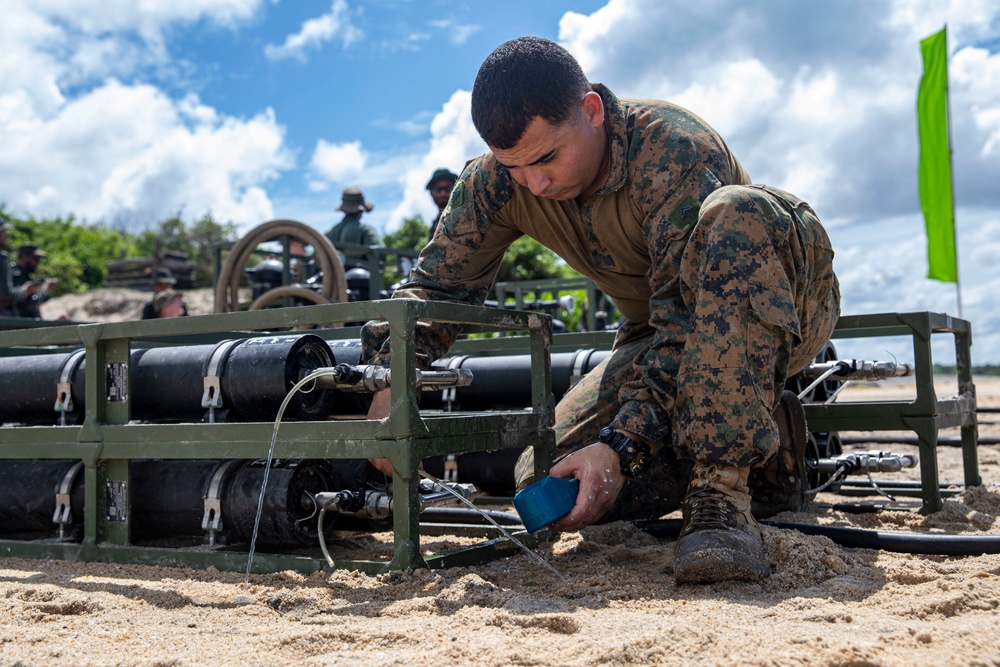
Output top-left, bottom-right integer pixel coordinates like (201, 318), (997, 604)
(214, 219), (347, 313)
(247, 286), (340, 330)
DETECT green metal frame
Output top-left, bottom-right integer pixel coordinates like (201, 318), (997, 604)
(803, 312), (980, 513)
(0, 299), (555, 574)
(494, 277), (617, 333)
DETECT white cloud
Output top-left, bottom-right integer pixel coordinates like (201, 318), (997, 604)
(264, 0), (362, 62)
(429, 20), (482, 46)
(386, 90), (486, 232)
(309, 140), (368, 188)
(552, 0), (1000, 362)
(669, 59), (781, 137)
(0, 79), (290, 226)
(951, 47), (1000, 157)
(0, 1), (292, 229)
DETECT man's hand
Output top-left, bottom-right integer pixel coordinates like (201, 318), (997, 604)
(366, 389), (394, 476)
(546, 442), (625, 532)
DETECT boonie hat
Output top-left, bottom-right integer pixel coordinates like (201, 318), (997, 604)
(425, 168), (458, 190)
(153, 267), (177, 285)
(18, 244), (46, 258)
(336, 187), (374, 214)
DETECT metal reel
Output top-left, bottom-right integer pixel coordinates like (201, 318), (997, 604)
(806, 430), (843, 490)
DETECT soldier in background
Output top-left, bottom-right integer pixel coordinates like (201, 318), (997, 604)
(0, 218), (14, 316)
(11, 244), (58, 319)
(425, 168), (458, 238)
(326, 187), (383, 267)
(142, 268), (188, 319)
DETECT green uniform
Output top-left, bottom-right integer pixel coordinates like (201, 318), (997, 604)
(362, 85), (839, 514)
(11, 264), (50, 318)
(326, 214), (382, 246)
(0, 250), (13, 316)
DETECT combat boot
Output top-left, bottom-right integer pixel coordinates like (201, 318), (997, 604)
(748, 390), (809, 518)
(673, 463), (771, 584)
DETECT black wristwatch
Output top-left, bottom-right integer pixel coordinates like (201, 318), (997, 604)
(597, 426), (651, 477)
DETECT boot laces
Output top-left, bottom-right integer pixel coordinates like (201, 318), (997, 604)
(682, 489), (735, 534)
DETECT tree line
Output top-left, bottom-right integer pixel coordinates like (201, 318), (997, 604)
(1, 210), (580, 295)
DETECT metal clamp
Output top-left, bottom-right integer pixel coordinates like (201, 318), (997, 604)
(201, 459), (238, 546)
(201, 340), (242, 421)
(443, 454), (459, 482)
(570, 348), (592, 389)
(52, 461), (84, 540)
(54, 349), (86, 423)
(441, 356), (467, 411)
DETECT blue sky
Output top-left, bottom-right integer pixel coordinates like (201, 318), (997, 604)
(2, 0), (1000, 365)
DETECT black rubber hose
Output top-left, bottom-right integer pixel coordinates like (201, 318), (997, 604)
(420, 507), (523, 526)
(837, 435), (1000, 447)
(635, 518), (1000, 556)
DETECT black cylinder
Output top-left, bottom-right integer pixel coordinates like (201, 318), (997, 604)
(422, 348), (611, 411)
(130, 460), (229, 540)
(306, 340), (612, 411)
(0, 352), (86, 425)
(0, 460), (84, 536)
(130, 458), (340, 546)
(422, 448), (523, 496)
(223, 459), (337, 546)
(220, 335), (336, 421)
(0, 334), (338, 425)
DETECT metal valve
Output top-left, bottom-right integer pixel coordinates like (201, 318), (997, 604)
(810, 450), (918, 475)
(312, 479), (478, 521)
(310, 363), (474, 393)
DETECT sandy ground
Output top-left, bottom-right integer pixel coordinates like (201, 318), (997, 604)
(40, 287), (218, 321)
(3, 295), (999, 665)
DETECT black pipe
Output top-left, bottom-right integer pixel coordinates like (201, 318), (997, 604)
(130, 459), (340, 546)
(312, 341), (610, 413)
(838, 435), (1000, 447)
(0, 334), (337, 425)
(420, 507), (523, 526)
(636, 518), (1000, 556)
(0, 460), (84, 536)
(422, 448), (523, 496)
(0, 352), (86, 425)
(421, 348), (611, 411)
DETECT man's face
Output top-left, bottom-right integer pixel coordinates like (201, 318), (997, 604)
(429, 180), (454, 209)
(491, 92), (607, 201)
(22, 255), (39, 272)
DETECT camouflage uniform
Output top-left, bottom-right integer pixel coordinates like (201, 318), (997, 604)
(11, 264), (50, 319)
(326, 214), (383, 249)
(0, 220), (12, 316)
(0, 248), (12, 316)
(362, 85), (839, 520)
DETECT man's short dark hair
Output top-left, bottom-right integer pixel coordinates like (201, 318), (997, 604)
(471, 36), (591, 150)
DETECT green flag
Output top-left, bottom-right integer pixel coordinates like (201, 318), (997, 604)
(917, 27), (957, 283)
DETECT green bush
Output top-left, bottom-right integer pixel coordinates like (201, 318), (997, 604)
(0, 209), (237, 294)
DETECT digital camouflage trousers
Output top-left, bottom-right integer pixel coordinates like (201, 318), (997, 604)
(515, 184), (840, 522)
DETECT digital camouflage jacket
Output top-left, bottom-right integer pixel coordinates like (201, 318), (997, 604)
(362, 84), (763, 445)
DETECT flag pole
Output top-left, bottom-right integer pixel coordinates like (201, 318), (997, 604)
(942, 25), (963, 319)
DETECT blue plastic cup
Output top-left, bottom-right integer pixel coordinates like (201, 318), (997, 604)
(513, 476), (580, 532)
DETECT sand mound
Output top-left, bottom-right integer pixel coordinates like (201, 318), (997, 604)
(40, 287), (217, 322)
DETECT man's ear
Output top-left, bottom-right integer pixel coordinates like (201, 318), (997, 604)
(580, 91), (605, 129)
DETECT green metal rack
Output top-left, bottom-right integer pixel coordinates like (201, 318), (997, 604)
(0, 299), (556, 574)
(803, 311), (980, 514)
